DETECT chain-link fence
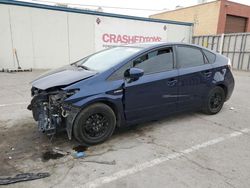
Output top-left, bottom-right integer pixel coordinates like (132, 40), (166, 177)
(192, 33), (250, 71)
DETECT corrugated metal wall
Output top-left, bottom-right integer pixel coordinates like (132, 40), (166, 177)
(193, 33), (250, 71)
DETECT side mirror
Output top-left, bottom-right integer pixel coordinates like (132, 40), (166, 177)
(124, 68), (144, 81)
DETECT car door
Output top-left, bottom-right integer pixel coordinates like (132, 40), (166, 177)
(175, 45), (214, 111)
(124, 46), (179, 122)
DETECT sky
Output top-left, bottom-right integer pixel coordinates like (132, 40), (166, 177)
(22, 0), (250, 17)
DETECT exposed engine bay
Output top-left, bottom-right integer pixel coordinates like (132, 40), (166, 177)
(27, 87), (80, 139)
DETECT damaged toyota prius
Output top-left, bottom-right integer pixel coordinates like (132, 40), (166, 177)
(28, 42), (234, 145)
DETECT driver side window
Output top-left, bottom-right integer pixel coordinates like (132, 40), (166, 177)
(108, 47), (174, 81)
(133, 47), (174, 75)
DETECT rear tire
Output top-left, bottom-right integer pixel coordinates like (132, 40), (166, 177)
(202, 86), (225, 115)
(73, 103), (116, 146)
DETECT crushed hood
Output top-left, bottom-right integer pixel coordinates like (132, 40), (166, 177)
(32, 65), (97, 90)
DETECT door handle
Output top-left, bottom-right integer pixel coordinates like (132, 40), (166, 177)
(167, 79), (178, 86)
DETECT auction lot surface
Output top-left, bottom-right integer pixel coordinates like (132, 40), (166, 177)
(0, 70), (250, 188)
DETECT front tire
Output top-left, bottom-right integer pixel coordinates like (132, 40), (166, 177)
(203, 86), (225, 115)
(73, 103), (116, 145)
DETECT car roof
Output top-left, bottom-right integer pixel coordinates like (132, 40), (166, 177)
(123, 42), (196, 48)
(121, 42), (216, 54)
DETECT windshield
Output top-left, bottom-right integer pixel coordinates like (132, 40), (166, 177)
(75, 47), (142, 72)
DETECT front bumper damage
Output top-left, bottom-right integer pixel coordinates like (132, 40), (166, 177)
(27, 88), (80, 139)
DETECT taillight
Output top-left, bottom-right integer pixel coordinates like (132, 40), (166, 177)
(227, 58), (232, 71)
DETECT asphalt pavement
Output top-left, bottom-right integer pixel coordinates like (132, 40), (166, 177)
(0, 70), (249, 188)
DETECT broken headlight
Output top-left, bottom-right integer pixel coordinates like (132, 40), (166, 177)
(64, 89), (80, 98)
(49, 89), (79, 102)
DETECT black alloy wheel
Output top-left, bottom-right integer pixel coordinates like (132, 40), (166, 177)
(203, 86), (225, 115)
(83, 113), (109, 139)
(73, 103), (116, 145)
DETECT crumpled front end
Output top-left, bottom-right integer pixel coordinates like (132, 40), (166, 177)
(27, 87), (80, 139)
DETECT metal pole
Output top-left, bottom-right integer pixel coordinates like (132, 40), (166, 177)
(240, 34), (247, 70)
(8, 8), (15, 68)
(211, 36), (215, 51)
(226, 35), (231, 57)
(238, 34), (245, 70)
(247, 55), (250, 71)
(190, 25), (194, 44)
(219, 33), (225, 54)
(232, 35), (238, 67)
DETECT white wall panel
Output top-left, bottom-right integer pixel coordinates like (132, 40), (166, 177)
(68, 13), (95, 63)
(94, 16), (168, 51)
(94, 16), (191, 51)
(166, 24), (191, 43)
(0, 5), (14, 69)
(31, 8), (69, 69)
(9, 6), (34, 69)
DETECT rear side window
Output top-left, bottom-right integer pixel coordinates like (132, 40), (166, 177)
(133, 47), (174, 74)
(203, 50), (216, 63)
(176, 46), (205, 68)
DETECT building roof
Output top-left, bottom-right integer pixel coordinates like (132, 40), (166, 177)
(151, 0), (250, 17)
(151, 0), (220, 17)
(0, 0), (193, 26)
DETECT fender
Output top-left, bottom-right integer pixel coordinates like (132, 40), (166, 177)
(65, 92), (126, 140)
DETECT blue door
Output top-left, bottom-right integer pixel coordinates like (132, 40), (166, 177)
(124, 47), (179, 122)
(175, 45), (214, 111)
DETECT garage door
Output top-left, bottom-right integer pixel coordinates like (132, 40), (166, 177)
(225, 15), (247, 33)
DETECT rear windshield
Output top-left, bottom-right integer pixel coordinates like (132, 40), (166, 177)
(76, 47), (142, 72)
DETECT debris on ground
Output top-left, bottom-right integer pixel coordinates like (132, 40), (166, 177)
(80, 160), (116, 165)
(73, 151), (86, 159)
(42, 150), (65, 162)
(52, 147), (70, 155)
(73, 145), (88, 152)
(0, 172), (50, 185)
(72, 145), (89, 159)
(230, 107), (235, 110)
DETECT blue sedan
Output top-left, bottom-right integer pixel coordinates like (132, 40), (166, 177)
(28, 42), (235, 145)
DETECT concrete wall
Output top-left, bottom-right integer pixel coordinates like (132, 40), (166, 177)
(150, 1), (221, 36)
(0, 2), (191, 69)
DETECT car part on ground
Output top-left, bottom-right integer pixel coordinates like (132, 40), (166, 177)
(0, 173), (50, 185)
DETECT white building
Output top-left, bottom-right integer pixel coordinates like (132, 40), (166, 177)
(0, 0), (193, 69)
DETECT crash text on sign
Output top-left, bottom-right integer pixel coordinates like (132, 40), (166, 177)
(102, 33), (162, 44)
